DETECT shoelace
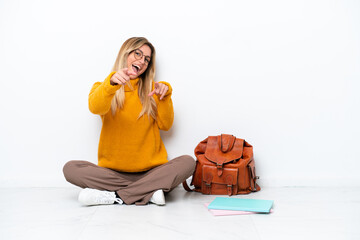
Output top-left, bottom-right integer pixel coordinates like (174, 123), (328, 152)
(114, 198), (123, 204)
(95, 192), (123, 204)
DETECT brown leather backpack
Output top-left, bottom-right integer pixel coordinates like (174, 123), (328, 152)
(183, 134), (260, 195)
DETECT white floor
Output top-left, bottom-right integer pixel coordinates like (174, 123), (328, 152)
(1, 186), (359, 240)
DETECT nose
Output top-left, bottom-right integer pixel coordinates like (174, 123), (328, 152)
(138, 56), (146, 64)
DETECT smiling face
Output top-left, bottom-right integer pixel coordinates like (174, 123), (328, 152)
(127, 44), (152, 79)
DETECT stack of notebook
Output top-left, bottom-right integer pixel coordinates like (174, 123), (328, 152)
(206, 197), (274, 216)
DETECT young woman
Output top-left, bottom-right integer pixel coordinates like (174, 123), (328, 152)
(63, 37), (195, 206)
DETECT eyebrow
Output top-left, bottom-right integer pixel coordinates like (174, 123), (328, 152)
(136, 49), (151, 58)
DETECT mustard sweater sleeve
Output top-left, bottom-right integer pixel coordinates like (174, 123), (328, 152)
(88, 72), (120, 115)
(153, 81), (174, 131)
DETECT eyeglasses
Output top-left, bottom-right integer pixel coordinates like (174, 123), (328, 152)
(133, 49), (151, 65)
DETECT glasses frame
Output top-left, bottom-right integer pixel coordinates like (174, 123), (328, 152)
(132, 49), (151, 65)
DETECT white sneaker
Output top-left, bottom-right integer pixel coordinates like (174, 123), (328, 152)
(78, 188), (123, 206)
(150, 189), (165, 206)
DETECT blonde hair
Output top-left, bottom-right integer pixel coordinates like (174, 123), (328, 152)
(110, 37), (157, 119)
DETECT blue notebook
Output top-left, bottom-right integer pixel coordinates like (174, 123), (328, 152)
(207, 197), (274, 213)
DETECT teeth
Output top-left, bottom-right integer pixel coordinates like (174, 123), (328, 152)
(133, 64), (140, 71)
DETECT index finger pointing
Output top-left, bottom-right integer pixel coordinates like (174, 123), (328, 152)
(127, 69), (136, 76)
(148, 90), (156, 97)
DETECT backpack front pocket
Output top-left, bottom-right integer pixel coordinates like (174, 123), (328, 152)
(201, 165), (238, 196)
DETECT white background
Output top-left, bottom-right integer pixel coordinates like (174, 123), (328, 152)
(0, 0), (359, 187)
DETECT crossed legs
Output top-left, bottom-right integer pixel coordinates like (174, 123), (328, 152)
(63, 155), (195, 205)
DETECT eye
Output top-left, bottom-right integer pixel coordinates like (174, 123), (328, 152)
(134, 50), (141, 57)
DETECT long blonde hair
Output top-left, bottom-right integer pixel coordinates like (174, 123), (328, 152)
(110, 37), (157, 119)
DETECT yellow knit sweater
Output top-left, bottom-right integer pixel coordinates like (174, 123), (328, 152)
(88, 72), (174, 172)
